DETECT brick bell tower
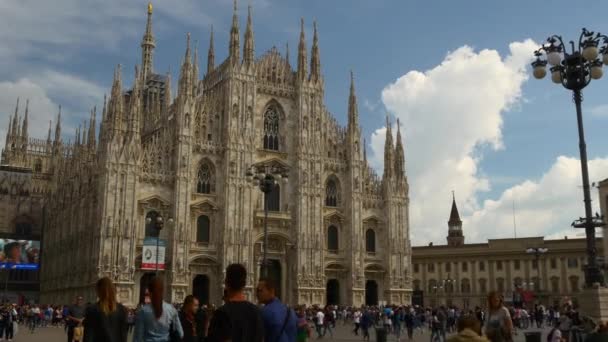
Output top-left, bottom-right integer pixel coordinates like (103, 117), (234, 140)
(447, 192), (464, 246)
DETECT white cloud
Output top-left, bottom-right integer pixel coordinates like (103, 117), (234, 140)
(590, 104), (608, 118)
(467, 156), (608, 243)
(371, 39), (539, 245)
(0, 72), (105, 152)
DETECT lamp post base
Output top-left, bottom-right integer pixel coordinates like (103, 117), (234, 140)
(584, 265), (605, 287)
(579, 284), (608, 323)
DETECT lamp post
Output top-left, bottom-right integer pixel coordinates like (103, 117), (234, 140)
(146, 213), (174, 275)
(526, 247), (548, 292)
(245, 165), (288, 277)
(532, 28), (607, 286)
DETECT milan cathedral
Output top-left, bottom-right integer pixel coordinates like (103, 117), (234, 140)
(0, 2), (412, 306)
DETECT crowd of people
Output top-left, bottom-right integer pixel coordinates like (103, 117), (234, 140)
(2, 264), (608, 342)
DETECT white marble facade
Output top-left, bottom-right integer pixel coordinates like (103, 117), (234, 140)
(1, 3), (412, 307)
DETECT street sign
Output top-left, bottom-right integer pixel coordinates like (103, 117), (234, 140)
(142, 238), (166, 270)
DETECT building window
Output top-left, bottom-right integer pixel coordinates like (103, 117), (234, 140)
(327, 225), (339, 252)
(551, 277), (560, 293)
(479, 261), (485, 272)
(263, 106), (280, 151)
(446, 281), (455, 293)
(365, 229), (376, 253)
(429, 279), (437, 293)
(264, 184), (280, 211)
(15, 222), (32, 236)
(34, 159), (42, 173)
(445, 262), (451, 273)
(414, 264), (419, 273)
(514, 277), (523, 289)
(514, 260), (521, 270)
(532, 277), (540, 292)
(325, 178), (339, 207)
(196, 161), (214, 194)
(496, 261), (503, 271)
(145, 211), (160, 238)
(461, 279), (471, 293)
(196, 215), (210, 243)
(479, 279), (487, 293)
(550, 258), (557, 269)
(532, 259), (538, 269)
(427, 263), (435, 273)
(496, 278), (505, 292)
(567, 258), (578, 268)
(462, 262), (468, 272)
(413, 280), (421, 291)
(569, 276), (580, 292)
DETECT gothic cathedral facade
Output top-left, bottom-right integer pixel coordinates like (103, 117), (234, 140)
(1, 3), (412, 306)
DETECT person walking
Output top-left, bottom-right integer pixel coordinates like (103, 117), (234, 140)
(484, 291), (513, 342)
(133, 277), (183, 342)
(179, 295), (205, 342)
(66, 296), (86, 342)
(256, 278), (297, 342)
(83, 277), (128, 342)
(206, 263), (264, 342)
(314, 308), (324, 338)
(353, 309), (361, 336)
(360, 309), (372, 342)
(295, 307), (312, 342)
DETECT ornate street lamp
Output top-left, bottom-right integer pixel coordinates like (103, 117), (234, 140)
(531, 28), (607, 286)
(245, 165), (288, 277)
(526, 247), (548, 292)
(146, 213), (174, 274)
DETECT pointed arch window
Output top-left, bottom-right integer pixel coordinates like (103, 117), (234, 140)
(196, 161), (215, 194)
(196, 215), (210, 244)
(263, 106), (280, 151)
(265, 183), (280, 211)
(365, 229), (376, 253)
(325, 178), (339, 207)
(327, 225), (339, 252)
(34, 159), (42, 173)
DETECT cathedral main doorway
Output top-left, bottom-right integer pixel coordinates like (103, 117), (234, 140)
(365, 280), (378, 306)
(326, 279), (340, 305)
(192, 274), (210, 305)
(139, 272), (155, 304)
(266, 259), (282, 300)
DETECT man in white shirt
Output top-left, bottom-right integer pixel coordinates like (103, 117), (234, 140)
(353, 310), (362, 335)
(315, 309), (325, 338)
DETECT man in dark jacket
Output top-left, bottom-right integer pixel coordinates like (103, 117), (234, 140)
(179, 295), (203, 342)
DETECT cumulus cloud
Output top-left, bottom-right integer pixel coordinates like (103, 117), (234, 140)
(0, 72), (105, 152)
(467, 156), (608, 243)
(370, 40), (539, 244)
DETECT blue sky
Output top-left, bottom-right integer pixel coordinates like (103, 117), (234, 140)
(1, 0), (607, 244)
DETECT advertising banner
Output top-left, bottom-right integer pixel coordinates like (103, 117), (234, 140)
(141, 238), (165, 270)
(0, 239), (40, 270)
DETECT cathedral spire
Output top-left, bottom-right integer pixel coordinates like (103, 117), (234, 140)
(448, 192), (462, 226)
(11, 98), (19, 138)
(383, 115), (394, 179)
(229, 0), (240, 63)
(5, 115), (12, 149)
(243, 5), (254, 65)
(46, 120), (52, 144)
(297, 18), (307, 81)
(88, 106), (96, 147)
(285, 42), (290, 66)
(164, 71), (172, 110)
(179, 34), (193, 99)
(310, 20), (321, 82)
(128, 66), (142, 139)
(193, 40), (199, 94)
(141, 2), (156, 80)
(347, 71), (359, 130)
(207, 26), (215, 73)
(108, 64), (124, 134)
(394, 118), (405, 177)
(363, 137), (367, 163)
(21, 99), (29, 143)
(54, 105), (62, 144)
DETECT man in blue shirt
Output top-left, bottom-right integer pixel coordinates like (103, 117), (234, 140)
(256, 278), (297, 342)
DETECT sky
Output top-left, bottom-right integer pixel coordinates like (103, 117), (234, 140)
(1, 0), (608, 246)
